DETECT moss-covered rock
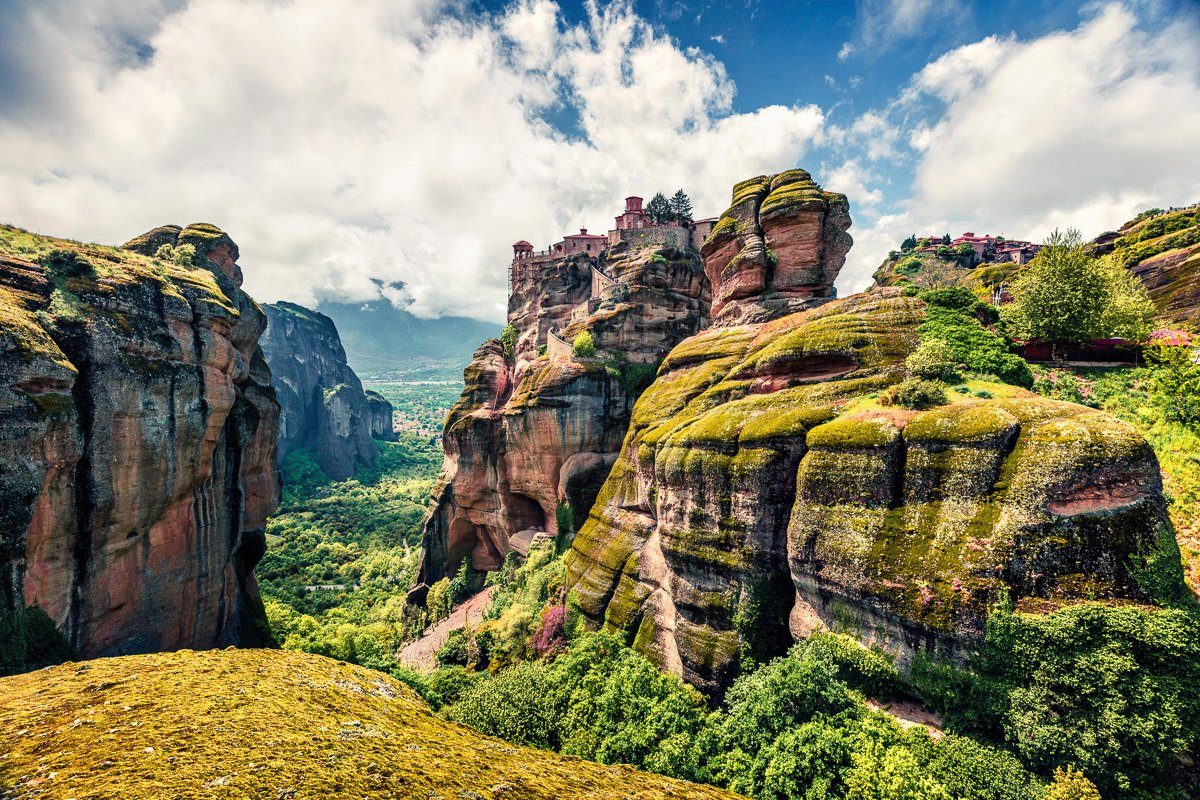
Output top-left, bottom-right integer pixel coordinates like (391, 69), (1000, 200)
(0, 648), (741, 799)
(567, 252), (1186, 694)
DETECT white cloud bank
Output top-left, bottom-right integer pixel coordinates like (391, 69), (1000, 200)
(838, 2), (1200, 292)
(0, 0), (825, 320)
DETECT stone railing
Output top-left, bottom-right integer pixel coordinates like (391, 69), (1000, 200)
(591, 264), (615, 297)
(547, 327), (573, 360)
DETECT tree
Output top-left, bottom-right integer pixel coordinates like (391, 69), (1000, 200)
(941, 233), (952, 245)
(1099, 257), (1156, 340)
(646, 193), (672, 225)
(670, 189), (693, 223)
(901, 234), (918, 252)
(1004, 229), (1110, 345)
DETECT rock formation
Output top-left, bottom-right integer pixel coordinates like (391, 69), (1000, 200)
(0, 222), (279, 666)
(565, 174), (1186, 694)
(701, 170), (850, 325)
(260, 301), (393, 480)
(1091, 207), (1200, 330)
(365, 390), (398, 441)
(413, 236), (709, 591)
(0, 647), (741, 800)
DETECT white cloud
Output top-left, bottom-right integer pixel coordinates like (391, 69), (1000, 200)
(837, 2), (1200, 294)
(0, 0), (825, 321)
(842, 0), (969, 59)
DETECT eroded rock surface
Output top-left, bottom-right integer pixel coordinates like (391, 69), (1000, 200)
(565, 176), (1185, 694)
(260, 301), (390, 479)
(0, 223), (280, 660)
(414, 242), (709, 589)
(701, 170), (850, 326)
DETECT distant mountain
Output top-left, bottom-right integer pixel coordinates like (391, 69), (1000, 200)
(317, 298), (499, 380)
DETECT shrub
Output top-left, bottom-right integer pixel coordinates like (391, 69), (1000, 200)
(530, 604), (567, 657)
(1045, 766), (1102, 800)
(500, 324), (518, 357)
(906, 338), (960, 381)
(572, 330), (596, 357)
(172, 243), (197, 266)
(919, 303), (1032, 387)
(427, 665), (478, 709)
(1146, 343), (1200, 427)
(888, 378), (946, 409)
(973, 390), (993, 399)
(39, 248), (95, 278)
(554, 501), (574, 553)
(919, 286), (979, 311)
(895, 255), (924, 275)
(437, 627), (470, 666)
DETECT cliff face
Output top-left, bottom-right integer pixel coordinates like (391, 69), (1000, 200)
(414, 242), (709, 589)
(365, 390), (397, 441)
(0, 223), (279, 665)
(260, 302), (393, 480)
(701, 170), (850, 325)
(1091, 207), (1200, 330)
(565, 174), (1185, 694)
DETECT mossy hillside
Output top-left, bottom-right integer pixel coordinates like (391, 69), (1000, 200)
(0, 648), (743, 800)
(0, 223), (238, 320)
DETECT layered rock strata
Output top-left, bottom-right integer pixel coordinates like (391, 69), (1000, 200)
(565, 175), (1185, 694)
(414, 241), (709, 590)
(260, 302), (392, 480)
(0, 223), (279, 662)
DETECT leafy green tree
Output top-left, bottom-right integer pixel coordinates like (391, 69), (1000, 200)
(646, 193), (672, 224)
(941, 233), (952, 245)
(670, 189), (693, 222)
(845, 741), (952, 800)
(1099, 258), (1157, 341)
(572, 330), (596, 357)
(934, 245), (955, 260)
(446, 662), (557, 748)
(900, 235), (918, 252)
(1004, 229), (1110, 345)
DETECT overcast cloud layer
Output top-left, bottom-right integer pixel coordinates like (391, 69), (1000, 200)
(0, 1), (1197, 320)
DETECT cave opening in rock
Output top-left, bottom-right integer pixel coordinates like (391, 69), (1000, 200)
(506, 493), (547, 534)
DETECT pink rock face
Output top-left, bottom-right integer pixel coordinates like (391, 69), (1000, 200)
(1, 224), (279, 660)
(414, 244), (709, 590)
(701, 170), (852, 326)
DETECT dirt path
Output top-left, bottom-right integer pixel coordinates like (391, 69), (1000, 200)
(867, 697), (945, 739)
(396, 586), (497, 671)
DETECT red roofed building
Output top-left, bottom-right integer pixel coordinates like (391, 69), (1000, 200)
(615, 196), (651, 230)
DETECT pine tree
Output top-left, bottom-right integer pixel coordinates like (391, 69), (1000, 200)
(669, 189), (693, 223)
(900, 234), (917, 252)
(941, 233), (952, 245)
(646, 193), (672, 225)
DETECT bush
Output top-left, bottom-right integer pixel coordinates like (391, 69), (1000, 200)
(1146, 343), (1200, 427)
(437, 627), (470, 666)
(427, 665), (478, 709)
(572, 330), (596, 357)
(39, 248), (95, 278)
(1045, 766), (1102, 800)
(888, 378), (946, 409)
(500, 324), (518, 357)
(554, 501), (574, 554)
(919, 303), (1032, 387)
(906, 338), (960, 381)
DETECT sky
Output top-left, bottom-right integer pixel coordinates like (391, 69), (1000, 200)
(0, 0), (1197, 322)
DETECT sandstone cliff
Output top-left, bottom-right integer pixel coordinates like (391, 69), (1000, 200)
(565, 174), (1186, 693)
(414, 240), (709, 589)
(365, 390), (398, 441)
(1090, 206), (1200, 330)
(260, 301), (393, 480)
(0, 223), (279, 668)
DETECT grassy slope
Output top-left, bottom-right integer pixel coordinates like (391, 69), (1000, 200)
(0, 648), (742, 800)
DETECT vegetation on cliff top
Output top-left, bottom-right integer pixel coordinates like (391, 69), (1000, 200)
(0, 647), (741, 800)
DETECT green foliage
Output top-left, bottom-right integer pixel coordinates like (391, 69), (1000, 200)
(572, 330), (596, 357)
(934, 245), (955, 260)
(554, 501), (574, 554)
(1132, 208), (1163, 223)
(915, 601), (1200, 797)
(603, 353), (661, 399)
(0, 605), (75, 677)
(905, 338), (960, 381)
(671, 189), (694, 222)
(1006, 228), (1155, 344)
(260, 434), (442, 673)
(153, 243), (197, 267)
(900, 235), (917, 252)
(1045, 766), (1102, 800)
(1146, 343), (1200, 427)
(500, 324), (518, 357)
(765, 249), (779, 267)
(39, 248), (95, 278)
(886, 378), (946, 409)
(895, 255), (924, 275)
(446, 662), (557, 748)
(646, 193), (673, 225)
(537, 343), (547, 357)
(918, 289), (1032, 387)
